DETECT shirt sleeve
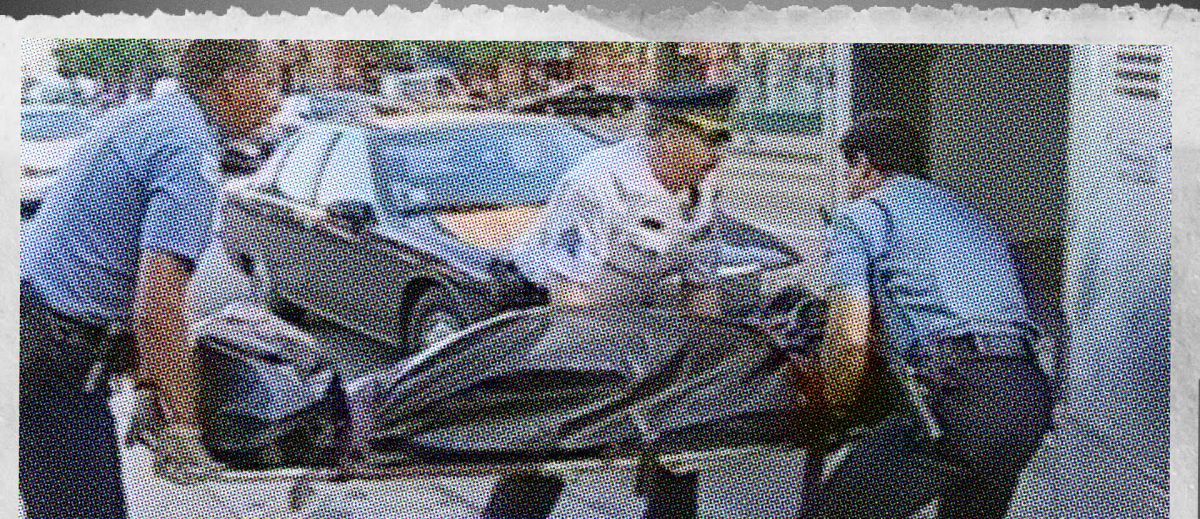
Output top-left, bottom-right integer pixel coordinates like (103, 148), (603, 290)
(139, 142), (218, 272)
(827, 210), (873, 294)
(513, 164), (609, 286)
(551, 176), (610, 284)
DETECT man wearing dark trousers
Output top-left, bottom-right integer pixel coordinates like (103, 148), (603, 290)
(20, 40), (281, 518)
(488, 84), (740, 519)
(813, 112), (1054, 519)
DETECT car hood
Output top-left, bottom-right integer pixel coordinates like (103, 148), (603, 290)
(433, 206), (545, 254)
(22, 139), (80, 171)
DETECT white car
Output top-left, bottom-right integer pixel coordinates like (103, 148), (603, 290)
(21, 104), (93, 219)
(264, 91), (384, 143)
(379, 69), (462, 103)
(378, 69), (486, 113)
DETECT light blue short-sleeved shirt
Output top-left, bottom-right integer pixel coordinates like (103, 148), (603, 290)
(827, 175), (1037, 357)
(21, 91), (222, 326)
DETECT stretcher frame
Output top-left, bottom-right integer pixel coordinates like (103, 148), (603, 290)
(209, 441), (814, 484)
(195, 440), (833, 519)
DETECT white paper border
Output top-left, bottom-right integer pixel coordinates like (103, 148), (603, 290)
(4, 6), (1198, 518)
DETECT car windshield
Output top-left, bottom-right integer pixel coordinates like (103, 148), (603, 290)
(307, 93), (371, 122)
(22, 109), (91, 141)
(370, 121), (605, 213)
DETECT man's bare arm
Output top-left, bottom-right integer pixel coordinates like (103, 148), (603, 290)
(818, 288), (873, 409)
(134, 250), (199, 426)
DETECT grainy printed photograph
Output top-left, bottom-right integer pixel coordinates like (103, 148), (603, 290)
(14, 13), (1179, 519)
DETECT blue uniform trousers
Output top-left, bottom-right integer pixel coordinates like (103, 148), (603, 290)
(20, 278), (129, 519)
(815, 354), (1054, 519)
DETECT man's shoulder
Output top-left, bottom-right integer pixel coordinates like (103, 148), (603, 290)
(882, 175), (956, 206)
(832, 197), (887, 233)
(581, 138), (641, 168)
(560, 141), (634, 189)
(131, 93), (218, 150)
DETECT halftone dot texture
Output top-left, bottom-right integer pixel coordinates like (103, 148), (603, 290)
(19, 41), (1169, 518)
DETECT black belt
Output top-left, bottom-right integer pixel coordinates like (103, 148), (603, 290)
(46, 307), (111, 339)
(24, 278), (135, 365)
(948, 334), (1035, 359)
(22, 279), (109, 339)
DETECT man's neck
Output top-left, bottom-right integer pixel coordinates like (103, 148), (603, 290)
(185, 87), (233, 143)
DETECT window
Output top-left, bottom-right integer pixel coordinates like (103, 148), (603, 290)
(317, 130), (376, 207)
(276, 127), (337, 201)
(368, 122), (605, 216)
(735, 43), (828, 134)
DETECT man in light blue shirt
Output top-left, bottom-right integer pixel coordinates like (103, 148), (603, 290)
(20, 40), (281, 518)
(814, 112), (1054, 519)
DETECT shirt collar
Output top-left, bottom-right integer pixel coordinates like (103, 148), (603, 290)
(177, 88), (229, 146)
(878, 172), (924, 195)
(616, 137), (660, 192)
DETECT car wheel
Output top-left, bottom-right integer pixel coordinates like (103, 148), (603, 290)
(250, 259), (307, 326)
(405, 284), (467, 355)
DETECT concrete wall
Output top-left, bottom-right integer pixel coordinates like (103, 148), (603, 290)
(927, 45), (1071, 243)
(926, 45), (1072, 380)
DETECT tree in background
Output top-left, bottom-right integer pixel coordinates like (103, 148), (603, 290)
(418, 41), (570, 101)
(53, 39), (171, 107)
(359, 41), (419, 72)
(356, 41), (420, 95)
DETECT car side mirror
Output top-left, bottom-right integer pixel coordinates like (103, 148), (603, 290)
(326, 199), (377, 232)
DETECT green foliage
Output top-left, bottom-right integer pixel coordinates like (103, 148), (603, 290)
(53, 39), (163, 81)
(358, 40), (419, 70)
(420, 41), (570, 65)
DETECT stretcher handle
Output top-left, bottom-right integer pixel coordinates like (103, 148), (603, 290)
(206, 443), (808, 483)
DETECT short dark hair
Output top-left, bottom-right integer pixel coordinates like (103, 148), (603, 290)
(179, 39), (262, 95)
(838, 111), (926, 178)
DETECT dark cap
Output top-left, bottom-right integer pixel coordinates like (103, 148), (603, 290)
(639, 83), (738, 111)
(641, 83), (738, 141)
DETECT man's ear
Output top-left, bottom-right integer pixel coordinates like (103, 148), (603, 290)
(214, 71), (238, 99)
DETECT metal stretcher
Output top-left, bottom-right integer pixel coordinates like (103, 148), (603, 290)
(195, 429), (849, 518)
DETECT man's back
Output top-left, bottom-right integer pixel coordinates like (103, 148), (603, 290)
(21, 91), (221, 326)
(832, 175), (1035, 355)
